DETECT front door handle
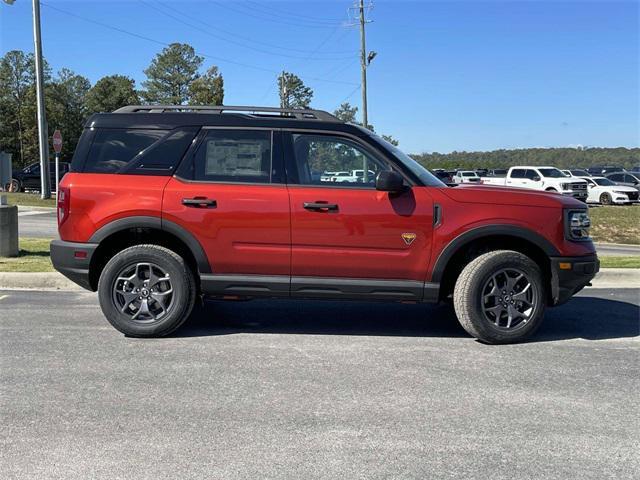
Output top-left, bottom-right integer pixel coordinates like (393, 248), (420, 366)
(303, 202), (338, 212)
(182, 197), (217, 208)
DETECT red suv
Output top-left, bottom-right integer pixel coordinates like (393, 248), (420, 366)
(51, 105), (598, 344)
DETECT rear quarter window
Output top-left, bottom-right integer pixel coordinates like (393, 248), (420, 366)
(84, 129), (166, 173)
(74, 127), (198, 175)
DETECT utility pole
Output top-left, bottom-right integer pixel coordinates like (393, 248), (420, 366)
(32, 0), (51, 199)
(359, 0), (368, 129)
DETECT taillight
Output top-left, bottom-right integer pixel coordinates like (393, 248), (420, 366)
(57, 186), (70, 226)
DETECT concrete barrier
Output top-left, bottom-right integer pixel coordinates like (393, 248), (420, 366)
(0, 196), (19, 257)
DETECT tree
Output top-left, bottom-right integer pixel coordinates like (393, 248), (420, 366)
(142, 43), (203, 105)
(47, 68), (91, 160)
(0, 50), (38, 167)
(333, 102), (358, 123)
(333, 102), (399, 146)
(85, 75), (139, 114)
(188, 66), (224, 106)
(278, 71), (313, 109)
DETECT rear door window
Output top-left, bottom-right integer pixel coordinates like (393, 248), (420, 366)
(184, 129), (273, 183)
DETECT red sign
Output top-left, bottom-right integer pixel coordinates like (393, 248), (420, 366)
(52, 129), (63, 154)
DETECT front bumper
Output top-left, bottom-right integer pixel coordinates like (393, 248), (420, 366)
(563, 190), (588, 201)
(549, 254), (599, 306)
(50, 240), (98, 291)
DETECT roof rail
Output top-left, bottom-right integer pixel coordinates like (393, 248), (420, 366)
(112, 105), (341, 122)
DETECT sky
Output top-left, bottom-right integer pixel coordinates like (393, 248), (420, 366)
(1, 0), (638, 154)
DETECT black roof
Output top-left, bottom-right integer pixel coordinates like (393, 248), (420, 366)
(85, 105), (349, 131)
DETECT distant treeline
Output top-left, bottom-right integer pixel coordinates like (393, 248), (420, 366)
(411, 147), (640, 170)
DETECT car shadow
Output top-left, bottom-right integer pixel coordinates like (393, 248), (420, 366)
(174, 295), (639, 343)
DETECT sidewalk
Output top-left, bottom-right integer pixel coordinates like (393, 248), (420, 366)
(1, 269), (638, 292)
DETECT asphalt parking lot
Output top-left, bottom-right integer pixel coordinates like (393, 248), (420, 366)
(0, 287), (638, 479)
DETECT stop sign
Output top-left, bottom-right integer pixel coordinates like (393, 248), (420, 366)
(52, 129), (63, 154)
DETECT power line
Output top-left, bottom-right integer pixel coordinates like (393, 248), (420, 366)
(208, 0), (344, 29)
(145, 0), (357, 59)
(39, 1), (359, 87)
(241, 0), (345, 26)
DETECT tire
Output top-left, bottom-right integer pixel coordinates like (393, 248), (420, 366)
(600, 192), (612, 205)
(453, 250), (546, 344)
(98, 244), (196, 337)
(7, 179), (21, 192)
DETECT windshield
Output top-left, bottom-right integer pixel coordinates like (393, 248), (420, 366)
(462, 172), (477, 177)
(538, 168), (565, 178)
(363, 129), (445, 186)
(594, 178), (616, 186)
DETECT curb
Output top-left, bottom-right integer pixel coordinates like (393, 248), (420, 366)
(1, 269), (638, 292)
(591, 268), (640, 289)
(0, 272), (85, 291)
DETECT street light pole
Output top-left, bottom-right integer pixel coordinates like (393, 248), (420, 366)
(31, 0), (51, 199)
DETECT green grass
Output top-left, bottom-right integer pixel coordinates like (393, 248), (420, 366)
(589, 205), (640, 245)
(598, 256), (640, 269)
(0, 238), (54, 272)
(2, 192), (56, 208)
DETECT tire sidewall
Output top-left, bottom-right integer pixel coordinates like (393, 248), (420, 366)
(457, 252), (546, 344)
(98, 246), (194, 337)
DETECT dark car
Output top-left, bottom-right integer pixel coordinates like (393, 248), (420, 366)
(9, 161), (70, 192)
(569, 169), (590, 177)
(431, 169), (452, 183)
(606, 172), (640, 191)
(586, 166), (624, 176)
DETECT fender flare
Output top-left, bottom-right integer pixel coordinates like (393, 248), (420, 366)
(88, 216), (211, 273)
(430, 224), (559, 283)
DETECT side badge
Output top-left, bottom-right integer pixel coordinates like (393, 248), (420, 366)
(401, 233), (417, 246)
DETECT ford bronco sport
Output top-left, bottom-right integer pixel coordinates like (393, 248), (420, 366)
(51, 105), (599, 344)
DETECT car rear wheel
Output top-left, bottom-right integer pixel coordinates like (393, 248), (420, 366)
(453, 250), (546, 344)
(600, 192), (612, 205)
(7, 179), (21, 192)
(98, 244), (196, 337)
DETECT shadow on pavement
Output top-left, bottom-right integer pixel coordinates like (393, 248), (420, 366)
(175, 295), (639, 342)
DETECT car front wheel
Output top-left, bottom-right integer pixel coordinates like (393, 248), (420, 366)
(453, 250), (546, 344)
(600, 192), (612, 205)
(98, 244), (196, 337)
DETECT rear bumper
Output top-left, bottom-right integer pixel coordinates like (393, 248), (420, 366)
(549, 254), (599, 306)
(50, 240), (98, 291)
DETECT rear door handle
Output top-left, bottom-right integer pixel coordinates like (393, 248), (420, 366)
(303, 202), (338, 212)
(182, 197), (217, 208)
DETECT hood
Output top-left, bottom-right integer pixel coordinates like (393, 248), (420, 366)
(610, 185), (638, 192)
(440, 184), (584, 208)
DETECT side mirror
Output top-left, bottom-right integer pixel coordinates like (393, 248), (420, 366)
(532, 175), (541, 182)
(376, 170), (406, 193)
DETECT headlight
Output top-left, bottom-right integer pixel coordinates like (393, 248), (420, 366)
(561, 183), (570, 190)
(565, 209), (591, 241)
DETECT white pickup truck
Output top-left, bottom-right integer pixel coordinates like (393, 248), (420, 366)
(481, 166), (588, 201)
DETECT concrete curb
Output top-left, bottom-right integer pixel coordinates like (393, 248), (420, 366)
(592, 268), (640, 289)
(0, 272), (85, 291)
(1, 269), (638, 292)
